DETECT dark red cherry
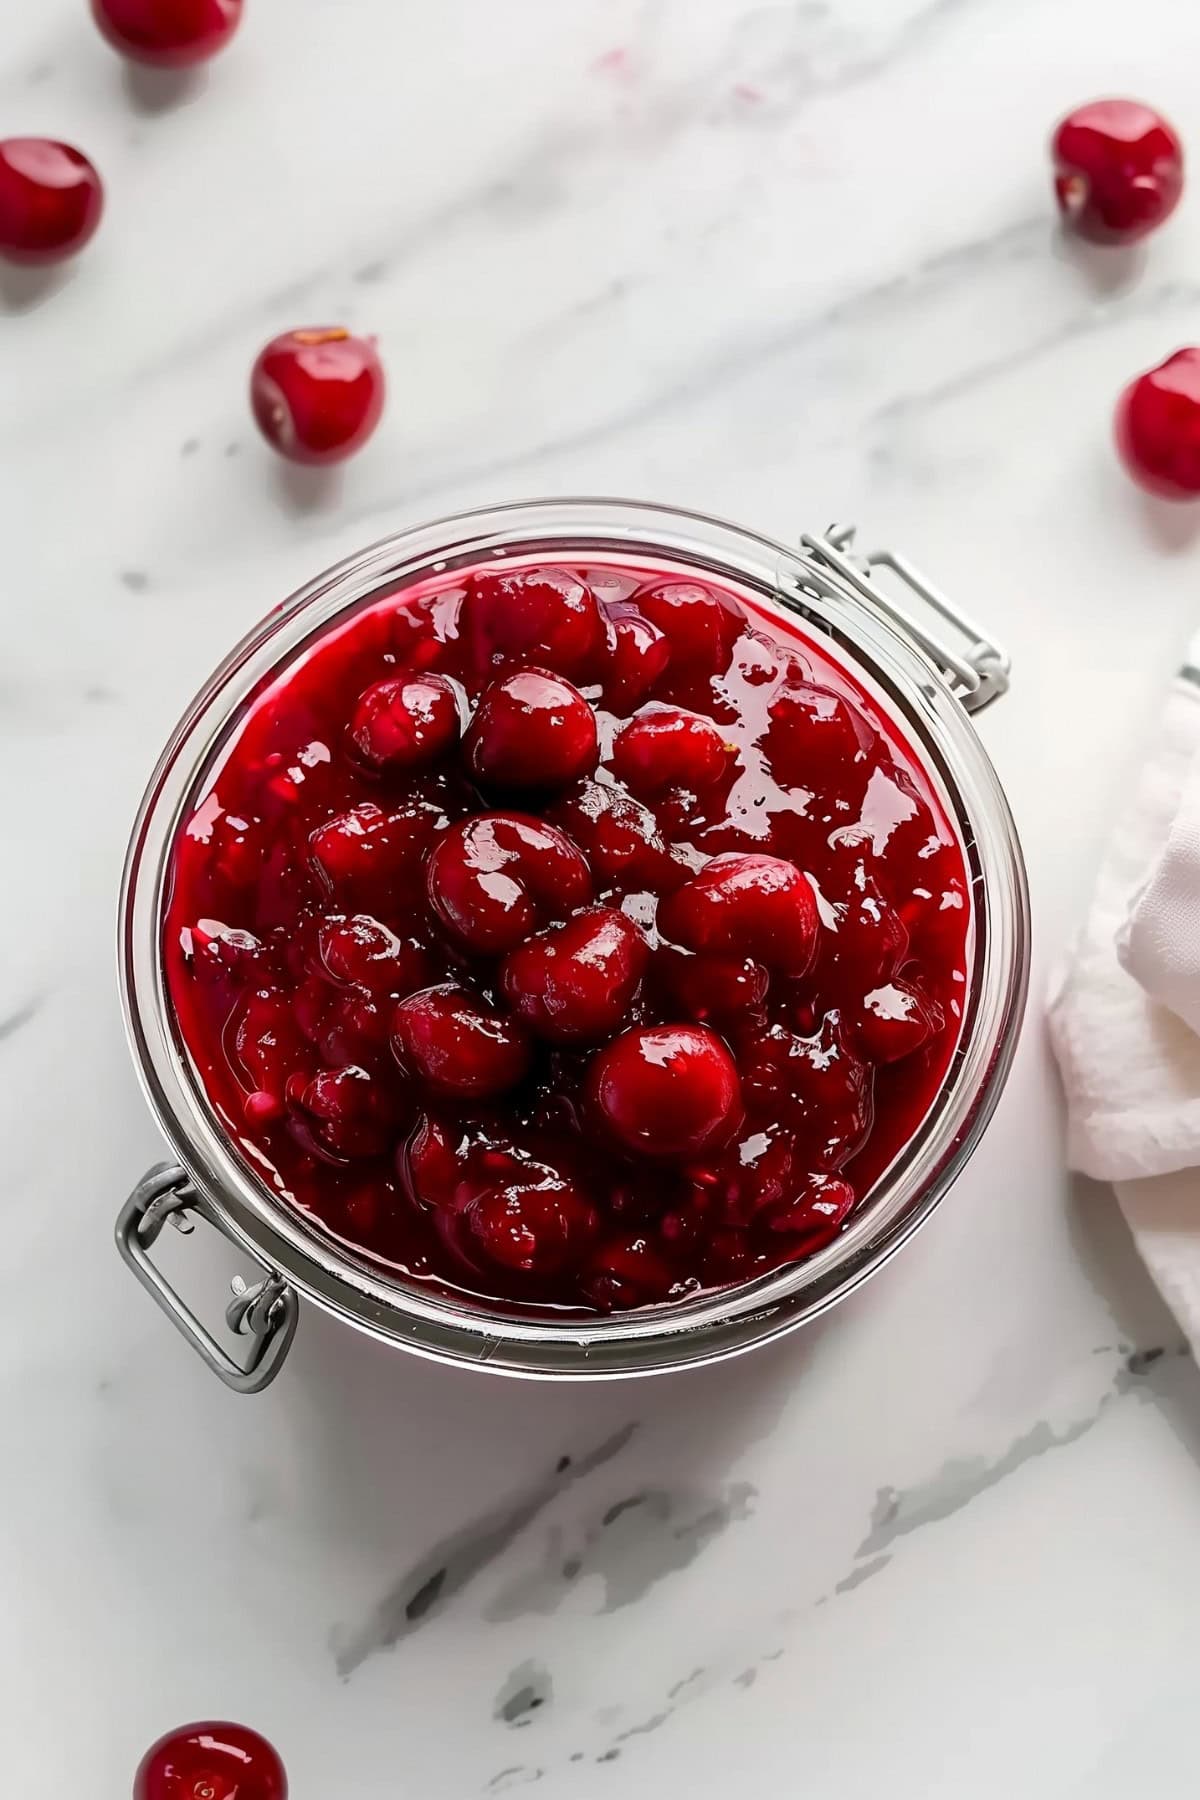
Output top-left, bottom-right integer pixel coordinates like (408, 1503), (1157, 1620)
(348, 673), (460, 772)
(633, 578), (745, 671)
(584, 1232), (679, 1309)
(285, 1063), (398, 1161)
(317, 914), (437, 997)
(462, 566), (603, 675)
(547, 780), (683, 894)
(767, 1172), (856, 1256)
(392, 984), (531, 1097)
(250, 327), (385, 466)
(853, 979), (945, 1064)
(654, 944), (770, 1024)
(0, 138), (104, 265)
(467, 1179), (599, 1276)
(658, 852), (818, 974)
(1052, 98), (1183, 245)
(611, 705), (734, 797)
(308, 793), (455, 904)
(764, 681), (879, 793)
(465, 668), (598, 790)
(598, 603), (671, 711)
(133, 1720), (287, 1800)
(426, 812), (594, 954)
(92, 0), (243, 68)
(501, 906), (648, 1042)
(587, 1023), (743, 1160)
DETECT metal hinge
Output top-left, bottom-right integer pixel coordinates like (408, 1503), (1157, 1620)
(800, 524), (1010, 714)
(116, 1164), (298, 1394)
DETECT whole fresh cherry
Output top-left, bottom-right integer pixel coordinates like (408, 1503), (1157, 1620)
(1052, 99), (1183, 244)
(1116, 349), (1200, 499)
(133, 1720), (287, 1800)
(92, 0), (243, 68)
(0, 138), (104, 265)
(251, 328), (385, 465)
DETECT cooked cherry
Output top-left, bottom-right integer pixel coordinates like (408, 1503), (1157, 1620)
(741, 1014), (872, 1170)
(463, 566), (603, 675)
(655, 945), (769, 1024)
(764, 681), (878, 791)
(766, 1172), (856, 1255)
(633, 579), (745, 671)
(309, 797), (447, 900)
(393, 984), (531, 1097)
(183, 920), (264, 987)
(426, 812), (593, 953)
(587, 1023), (743, 1160)
(467, 1179), (599, 1275)
(286, 1064), (397, 1161)
(584, 1232), (679, 1309)
(853, 980), (944, 1064)
(317, 914), (436, 997)
(234, 988), (309, 1103)
(292, 973), (392, 1069)
(659, 853), (818, 974)
(501, 906), (648, 1042)
(134, 1720), (286, 1800)
(818, 868), (910, 994)
(401, 1112), (463, 1211)
(704, 1127), (797, 1227)
(611, 704), (734, 797)
(548, 780), (683, 893)
(349, 673), (460, 772)
(598, 603), (671, 710)
(465, 668), (598, 789)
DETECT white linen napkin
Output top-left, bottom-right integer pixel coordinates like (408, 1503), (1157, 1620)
(1048, 634), (1200, 1358)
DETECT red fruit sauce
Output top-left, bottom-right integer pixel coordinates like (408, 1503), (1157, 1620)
(163, 557), (971, 1315)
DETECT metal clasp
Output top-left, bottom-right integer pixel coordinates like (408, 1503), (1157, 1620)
(800, 525), (1010, 714)
(116, 1164), (298, 1394)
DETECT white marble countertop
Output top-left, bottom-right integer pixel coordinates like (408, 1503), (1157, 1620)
(7, 0), (1200, 1793)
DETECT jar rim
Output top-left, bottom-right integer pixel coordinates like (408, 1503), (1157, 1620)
(119, 496), (1030, 1377)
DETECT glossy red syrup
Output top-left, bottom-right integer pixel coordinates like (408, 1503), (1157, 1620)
(163, 556), (971, 1314)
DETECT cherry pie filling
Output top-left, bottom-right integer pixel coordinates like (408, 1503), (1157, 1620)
(163, 556), (971, 1315)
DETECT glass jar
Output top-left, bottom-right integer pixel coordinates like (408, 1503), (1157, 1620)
(116, 498), (1029, 1391)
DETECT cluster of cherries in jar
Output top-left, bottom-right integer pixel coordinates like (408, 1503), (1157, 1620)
(165, 558), (970, 1315)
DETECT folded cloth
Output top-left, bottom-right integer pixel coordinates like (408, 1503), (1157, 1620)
(1048, 636), (1200, 1357)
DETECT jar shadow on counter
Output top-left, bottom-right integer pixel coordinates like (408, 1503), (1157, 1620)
(283, 1293), (831, 1553)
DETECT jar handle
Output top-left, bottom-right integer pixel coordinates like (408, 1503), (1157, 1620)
(115, 1164), (298, 1394)
(801, 526), (1011, 714)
